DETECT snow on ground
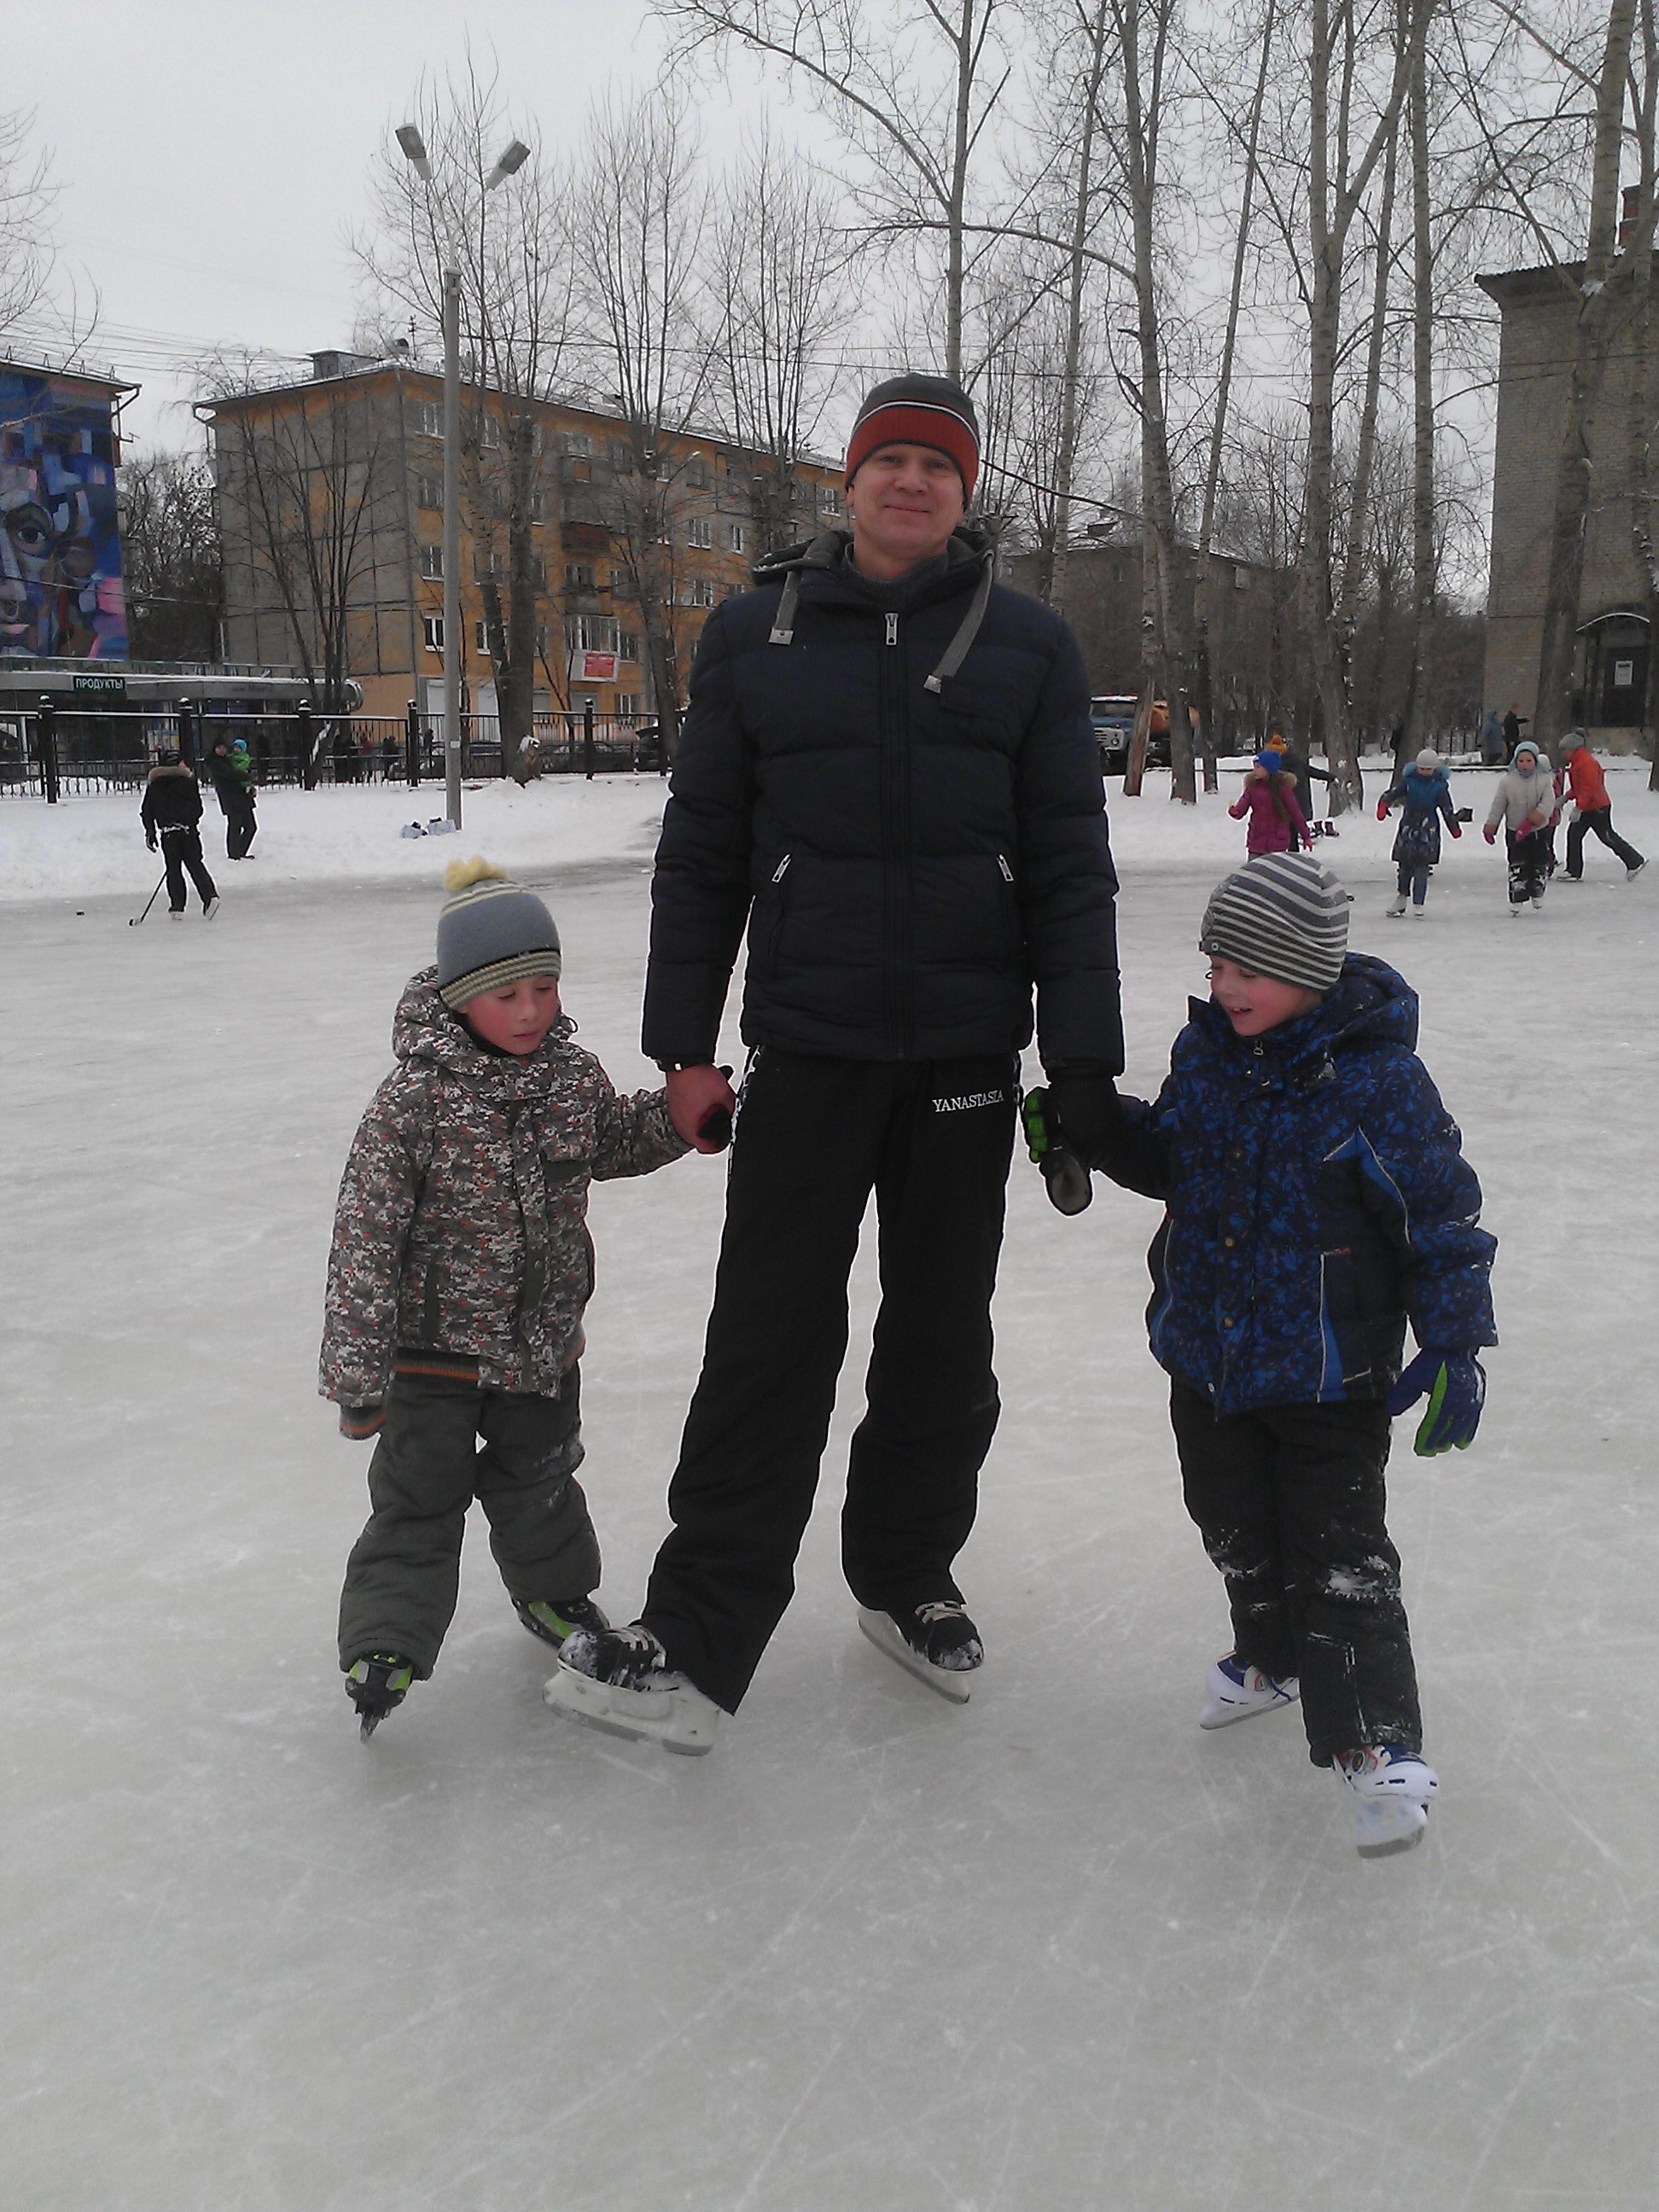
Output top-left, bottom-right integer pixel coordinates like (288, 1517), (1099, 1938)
(5, 769), (1659, 2212)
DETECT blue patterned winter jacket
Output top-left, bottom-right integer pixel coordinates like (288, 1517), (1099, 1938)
(1101, 953), (1496, 1416)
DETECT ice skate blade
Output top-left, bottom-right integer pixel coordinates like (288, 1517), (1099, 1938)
(857, 1607), (976, 1704)
(1353, 1799), (1429, 1858)
(542, 1660), (719, 1755)
(1198, 1691), (1298, 1730)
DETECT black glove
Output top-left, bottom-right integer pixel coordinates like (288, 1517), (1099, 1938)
(1045, 1069), (1126, 1173)
(1021, 1088), (1092, 1215)
(339, 1403), (386, 1441)
(146, 832), (157, 852)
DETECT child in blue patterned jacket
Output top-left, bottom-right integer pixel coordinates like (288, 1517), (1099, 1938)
(1042, 852), (1497, 1858)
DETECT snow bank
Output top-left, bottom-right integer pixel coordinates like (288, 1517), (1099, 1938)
(0, 773), (672, 904)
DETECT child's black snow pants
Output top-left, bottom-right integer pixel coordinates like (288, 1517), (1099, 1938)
(338, 1355), (596, 1676)
(642, 1047), (1018, 1713)
(1169, 1381), (1422, 1764)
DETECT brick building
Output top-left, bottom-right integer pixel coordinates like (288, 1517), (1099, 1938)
(1477, 259), (1656, 754)
(204, 353), (843, 725)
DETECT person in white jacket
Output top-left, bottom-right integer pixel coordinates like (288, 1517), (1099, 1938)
(1482, 738), (1556, 911)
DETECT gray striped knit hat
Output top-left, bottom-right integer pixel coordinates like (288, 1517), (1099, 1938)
(436, 857), (562, 1010)
(1199, 852), (1350, 994)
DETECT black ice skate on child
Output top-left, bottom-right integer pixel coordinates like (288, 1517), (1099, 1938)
(858, 1600), (983, 1704)
(511, 1595), (612, 1650)
(345, 1654), (416, 1741)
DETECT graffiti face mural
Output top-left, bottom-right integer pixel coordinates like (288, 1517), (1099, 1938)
(0, 370), (127, 660)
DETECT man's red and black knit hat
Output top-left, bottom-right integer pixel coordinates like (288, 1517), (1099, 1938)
(843, 373), (980, 503)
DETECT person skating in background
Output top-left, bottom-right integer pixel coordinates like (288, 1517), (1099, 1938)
(1265, 731), (1338, 836)
(1037, 853), (1496, 1858)
(1480, 707), (1506, 766)
(1558, 731), (1648, 882)
(321, 858), (692, 1739)
(1378, 746), (1461, 916)
(544, 371), (1123, 1755)
(1230, 749), (1311, 858)
(1483, 736), (1555, 912)
(1501, 704), (1528, 763)
(139, 746), (218, 918)
(204, 733), (258, 859)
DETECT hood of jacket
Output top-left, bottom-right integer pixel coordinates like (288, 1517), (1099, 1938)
(1185, 951), (1418, 1078)
(146, 761), (196, 787)
(392, 967), (577, 1102)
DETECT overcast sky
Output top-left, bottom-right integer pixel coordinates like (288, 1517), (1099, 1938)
(7, 0), (765, 451)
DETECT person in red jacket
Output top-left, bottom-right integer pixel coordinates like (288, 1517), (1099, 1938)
(1558, 731), (1647, 881)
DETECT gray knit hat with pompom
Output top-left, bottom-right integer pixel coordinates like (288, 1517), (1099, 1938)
(435, 857), (562, 1010)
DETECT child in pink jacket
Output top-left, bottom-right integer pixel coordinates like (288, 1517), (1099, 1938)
(1230, 752), (1310, 857)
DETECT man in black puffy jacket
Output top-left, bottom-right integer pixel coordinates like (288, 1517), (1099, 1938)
(546, 374), (1125, 1750)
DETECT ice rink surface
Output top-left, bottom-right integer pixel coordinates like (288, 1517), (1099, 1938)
(5, 773), (1658, 2211)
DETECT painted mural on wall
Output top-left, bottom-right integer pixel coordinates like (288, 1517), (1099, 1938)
(0, 370), (127, 660)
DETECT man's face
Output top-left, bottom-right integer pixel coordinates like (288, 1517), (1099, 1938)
(847, 443), (965, 579)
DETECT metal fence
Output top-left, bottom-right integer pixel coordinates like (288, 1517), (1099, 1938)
(0, 703), (665, 800)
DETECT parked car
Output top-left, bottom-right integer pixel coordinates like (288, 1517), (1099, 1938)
(1090, 695), (1171, 774)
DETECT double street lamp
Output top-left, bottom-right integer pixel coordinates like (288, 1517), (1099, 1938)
(395, 124), (530, 831)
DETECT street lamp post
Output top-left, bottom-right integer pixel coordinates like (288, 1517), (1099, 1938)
(395, 125), (530, 834)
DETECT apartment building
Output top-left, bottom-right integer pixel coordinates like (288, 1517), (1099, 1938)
(204, 352), (845, 724)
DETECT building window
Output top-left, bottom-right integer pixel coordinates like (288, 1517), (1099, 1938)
(527, 491), (546, 525)
(686, 515), (713, 550)
(558, 429), (592, 457)
(819, 484), (841, 515)
(728, 521), (746, 554)
(478, 414), (501, 450)
(474, 620), (490, 653)
(415, 401), (443, 439)
(422, 615), (445, 652)
(616, 693), (638, 718)
(618, 630), (639, 662)
(610, 440), (634, 473)
(684, 455), (709, 489)
(476, 549), (506, 581)
(566, 561), (596, 590)
(685, 578), (717, 608)
(419, 544), (444, 579)
(567, 613), (620, 655)
(415, 475), (442, 510)
(535, 624), (549, 656)
(562, 494), (599, 524)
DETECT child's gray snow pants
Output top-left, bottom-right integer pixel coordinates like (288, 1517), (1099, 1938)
(337, 1353), (597, 1676)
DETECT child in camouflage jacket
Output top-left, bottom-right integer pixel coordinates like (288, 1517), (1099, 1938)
(322, 858), (690, 1738)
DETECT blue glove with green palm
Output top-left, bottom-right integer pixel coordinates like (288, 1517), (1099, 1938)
(1386, 1349), (1485, 1455)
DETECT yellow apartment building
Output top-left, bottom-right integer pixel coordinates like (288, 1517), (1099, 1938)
(204, 352), (844, 727)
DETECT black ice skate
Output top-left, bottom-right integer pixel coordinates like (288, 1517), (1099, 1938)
(857, 1600), (983, 1704)
(344, 1653), (416, 1741)
(512, 1594), (612, 1650)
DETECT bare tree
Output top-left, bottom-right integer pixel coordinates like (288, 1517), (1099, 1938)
(359, 63), (579, 768)
(119, 449), (223, 662)
(579, 88), (715, 752)
(206, 366), (387, 725)
(654, 0), (1018, 381)
(706, 135), (844, 553)
(0, 107), (56, 332)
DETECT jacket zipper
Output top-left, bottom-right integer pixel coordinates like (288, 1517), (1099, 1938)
(886, 612), (899, 646)
(771, 853), (792, 883)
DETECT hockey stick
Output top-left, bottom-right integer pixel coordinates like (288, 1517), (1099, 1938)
(129, 872), (166, 927)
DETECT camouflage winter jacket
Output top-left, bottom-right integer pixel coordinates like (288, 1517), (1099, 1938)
(319, 969), (688, 1406)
